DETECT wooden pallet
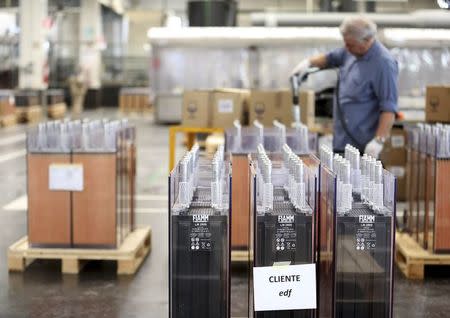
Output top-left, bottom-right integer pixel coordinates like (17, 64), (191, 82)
(48, 103), (67, 119)
(8, 227), (151, 275)
(395, 232), (450, 279)
(16, 105), (43, 123)
(0, 114), (17, 127)
(231, 250), (251, 263)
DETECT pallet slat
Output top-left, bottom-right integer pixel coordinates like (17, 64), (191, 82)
(48, 103), (67, 119)
(231, 250), (250, 263)
(395, 232), (450, 279)
(16, 105), (43, 123)
(0, 114), (17, 127)
(8, 227), (151, 275)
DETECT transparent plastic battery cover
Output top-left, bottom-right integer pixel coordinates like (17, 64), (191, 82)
(436, 126), (450, 159)
(273, 120), (287, 152)
(174, 147), (198, 211)
(405, 125), (419, 150)
(225, 125), (260, 154)
(27, 121), (72, 153)
(419, 124), (431, 154)
(255, 145), (273, 212)
(345, 145), (361, 194)
(426, 125), (437, 156)
(382, 169), (397, 216)
(288, 122), (314, 155)
(211, 145), (225, 210)
(254, 120), (264, 147)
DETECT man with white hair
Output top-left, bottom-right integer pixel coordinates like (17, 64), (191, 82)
(292, 16), (398, 158)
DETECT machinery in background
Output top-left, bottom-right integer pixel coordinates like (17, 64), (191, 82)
(169, 145), (231, 318)
(188, 0), (237, 26)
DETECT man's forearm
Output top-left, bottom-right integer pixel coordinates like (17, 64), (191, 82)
(376, 112), (395, 139)
(309, 54), (328, 69)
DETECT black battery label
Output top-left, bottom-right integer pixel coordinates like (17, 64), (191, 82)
(190, 215), (212, 252)
(275, 215), (297, 252)
(356, 216), (377, 251)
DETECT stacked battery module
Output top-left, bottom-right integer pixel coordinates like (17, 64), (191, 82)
(411, 123), (450, 253)
(169, 145), (231, 318)
(26, 119), (136, 248)
(253, 144), (318, 318)
(319, 145), (396, 318)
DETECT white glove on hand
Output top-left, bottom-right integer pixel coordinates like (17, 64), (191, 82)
(364, 138), (384, 159)
(291, 59), (310, 77)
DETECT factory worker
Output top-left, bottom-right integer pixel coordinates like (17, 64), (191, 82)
(292, 16), (398, 158)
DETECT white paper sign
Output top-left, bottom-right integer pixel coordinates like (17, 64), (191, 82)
(390, 135), (405, 148)
(253, 263), (316, 312)
(218, 99), (234, 113)
(49, 164), (84, 191)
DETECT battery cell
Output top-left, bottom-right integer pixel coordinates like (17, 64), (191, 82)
(170, 205), (229, 318)
(252, 147), (318, 318)
(169, 149), (231, 318)
(335, 203), (393, 318)
(317, 145), (395, 318)
(255, 188), (314, 318)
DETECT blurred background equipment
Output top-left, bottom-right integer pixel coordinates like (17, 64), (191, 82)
(188, 0), (237, 26)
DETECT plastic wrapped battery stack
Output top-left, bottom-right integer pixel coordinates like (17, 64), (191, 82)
(317, 145), (337, 318)
(405, 125), (420, 236)
(422, 124), (450, 253)
(415, 124), (431, 247)
(71, 119), (136, 247)
(252, 144), (318, 318)
(26, 119), (136, 248)
(416, 124), (428, 245)
(422, 125), (436, 251)
(319, 145), (396, 318)
(169, 145), (231, 318)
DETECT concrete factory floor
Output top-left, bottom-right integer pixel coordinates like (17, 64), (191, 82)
(0, 108), (449, 317)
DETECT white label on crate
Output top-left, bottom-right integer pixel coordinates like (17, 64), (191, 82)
(218, 99), (234, 113)
(389, 166), (405, 178)
(253, 263), (316, 312)
(49, 164), (84, 191)
(390, 135), (405, 148)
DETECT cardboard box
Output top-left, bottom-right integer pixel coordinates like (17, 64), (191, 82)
(182, 90), (212, 128)
(380, 128), (407, 166)
(249, 90), (281, 126)
(249, 89), (314, 127)
(299, 90), (315, 127)
(211, 89), (249, 129)
(426, 85), (450, 123)
(0, 99), (15, 116)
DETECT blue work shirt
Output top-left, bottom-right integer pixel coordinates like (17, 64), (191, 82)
(326, 40), (398, 152)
